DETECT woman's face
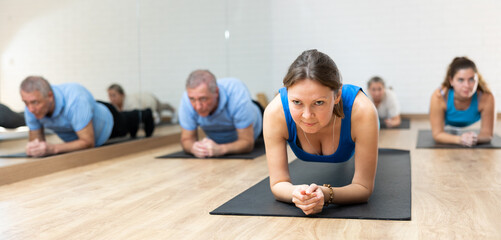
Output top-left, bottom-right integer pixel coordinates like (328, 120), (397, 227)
(449, 68), (478, 99)
(368, 82), (385, 103)
(288, 79), (340, 134)
(108, 89), (124, 107)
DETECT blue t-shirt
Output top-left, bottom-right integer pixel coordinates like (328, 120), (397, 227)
(24, 83), (114, 147)
(444, 89), (481, 127)
(280, 84), (362, 163)
(179, 78), (262, 144)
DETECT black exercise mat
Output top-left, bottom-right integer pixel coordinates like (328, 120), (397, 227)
(102, 136), (141, 146)
(416, 129), (501, 149)
(380, 118), (410, 129)
(157, 139), (266, 159)
(210, 148), (411, 220)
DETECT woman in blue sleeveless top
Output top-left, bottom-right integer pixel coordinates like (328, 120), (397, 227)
(263, 50), (379, 215)
(429, 57), (495, 147)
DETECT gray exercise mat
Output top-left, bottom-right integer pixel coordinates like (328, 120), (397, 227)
(0, 152), (30, 158)
(0, 137), (140, 158)
(380, 118), (410, 129)
(157, 139), (266, 160)
(416, 129), (501, 149)
(210, 148), (411, 220)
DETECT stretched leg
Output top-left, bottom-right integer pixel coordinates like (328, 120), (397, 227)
(141, 108), (155, 137)
(120, 110), (140, 138)
(252, 100), (264, 139)
(119, 108), (153, 138)
(0, 104), (26, 129)
(97, 101), (137, 139)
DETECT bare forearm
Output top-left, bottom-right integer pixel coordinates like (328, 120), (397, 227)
(220, 139), (254, 155)
(433, 132), (461, 145)
(181, 138), (196, 153)
(52, 139), (94, 155)
(326, 183), (373, 204)
(477, 133), (493, 144)
(29, 130), (45, 141)
(389, 115), (401, 127)
(272, 181), (372, 205)
(271, 181), (296, 203)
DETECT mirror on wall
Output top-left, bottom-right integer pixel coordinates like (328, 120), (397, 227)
(0, 0), (274, 134)
(137, 1), (273, 124)
(0, 0), (140, 110)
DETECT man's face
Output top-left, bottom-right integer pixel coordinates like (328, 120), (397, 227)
(20, 90), (54, 119)
(187, 83), (218, 117)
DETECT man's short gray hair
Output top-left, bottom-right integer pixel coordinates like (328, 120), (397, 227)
(20, 76), (53, 97)
(186, 70), (217, 93)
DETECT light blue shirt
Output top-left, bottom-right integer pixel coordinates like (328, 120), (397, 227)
(179, 78), (262, 144)
(24, 83), (114, 147)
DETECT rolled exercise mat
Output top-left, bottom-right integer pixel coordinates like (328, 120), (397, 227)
(416, 129), (501, 149)
(210, 148), (411, 220)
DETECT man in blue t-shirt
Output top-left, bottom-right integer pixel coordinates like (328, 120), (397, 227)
(178, 70), (263, 158)
(20, 76), (155, 157)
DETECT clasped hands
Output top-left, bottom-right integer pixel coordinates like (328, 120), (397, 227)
(292, 183), (325, 215)
(384, 118), (397, 128)
(190, 137), (224, 158)
(460, 132), (478, 147)
(26, 139), (54, 157)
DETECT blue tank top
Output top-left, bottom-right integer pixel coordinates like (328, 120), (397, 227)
(279, 84), (362, 163)
(444, 89), (481, 127)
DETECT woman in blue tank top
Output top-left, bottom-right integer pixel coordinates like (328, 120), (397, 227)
(263, 50), (379, 215)
(429, 57), (495, 147)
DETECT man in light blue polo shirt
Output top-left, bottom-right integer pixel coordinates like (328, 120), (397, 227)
(179, 70), (263, 158)
(20, 76), (155, 157)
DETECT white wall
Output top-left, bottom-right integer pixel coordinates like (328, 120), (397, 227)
(269, 1), (501, 113)
(1, 0), (500, 114)
(0, 0), (140, 110)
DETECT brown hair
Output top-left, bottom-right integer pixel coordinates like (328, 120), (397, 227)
(108, 83), (125, 95)
(367, 76), (385, 89)
(442, 57), (490, 94)
(283, 49), (344, 118)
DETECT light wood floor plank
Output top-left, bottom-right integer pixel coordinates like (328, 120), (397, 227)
(0, 118), (500, 239)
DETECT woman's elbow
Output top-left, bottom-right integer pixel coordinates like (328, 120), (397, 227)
(355, 184), (374, 203)
(360, 190), (373, 203)
(271, 191), (282, 201)
(270, 182), (289, 202)
(479, 134), (493, 143)
(431, 132), (442, 142)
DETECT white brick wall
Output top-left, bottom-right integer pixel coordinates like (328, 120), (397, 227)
(1, 0), (500, 114)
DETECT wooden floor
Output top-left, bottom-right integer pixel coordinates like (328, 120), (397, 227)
(1, 118), (501, 239)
